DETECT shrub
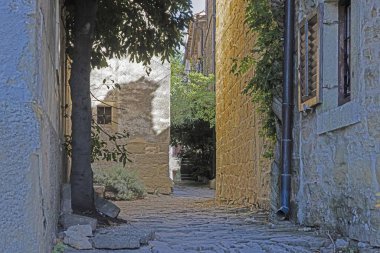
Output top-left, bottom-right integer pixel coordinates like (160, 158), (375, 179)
(93, 167), (146, 200)
(52, 242), (66, 253)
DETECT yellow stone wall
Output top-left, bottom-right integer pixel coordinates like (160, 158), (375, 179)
(215, 0), (271, 208)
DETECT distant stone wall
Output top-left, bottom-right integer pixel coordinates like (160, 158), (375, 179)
(0, 0), (66, 252)
(91, 58), (172, 194)
(203, 0), (215, 76)
(292, 0), (380, 246)
(215, 0), (271, 208)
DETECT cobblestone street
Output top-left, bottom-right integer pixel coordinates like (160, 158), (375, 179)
(117, 183), (332, 253)
(64, 182), (347, 253)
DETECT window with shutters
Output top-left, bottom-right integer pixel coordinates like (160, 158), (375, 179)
(298, 7), (323, 111)
(97, 106), (112, 124)
(338, 0), (351, 105)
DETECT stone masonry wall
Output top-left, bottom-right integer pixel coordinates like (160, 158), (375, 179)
(215, 0), (271, 208)
(91, 58), (172, 194)
(292, 0), (380, 246)
(204, 0), (215, 76)
(0, 0), (65, 252)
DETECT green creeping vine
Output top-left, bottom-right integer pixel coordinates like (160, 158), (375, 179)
(232, 0), (284, 157)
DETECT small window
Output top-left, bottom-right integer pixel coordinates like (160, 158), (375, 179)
(298, 7), (323, 111)
(338, 0), (351, 105)
(97, 106), (112, 124)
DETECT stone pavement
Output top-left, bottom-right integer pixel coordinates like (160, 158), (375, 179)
(64, 182), (375, 253)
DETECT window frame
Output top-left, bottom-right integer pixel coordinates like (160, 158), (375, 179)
(338, 0), (351, 106)
(97, 106), (112, 125)
(297, 5), (324, 111)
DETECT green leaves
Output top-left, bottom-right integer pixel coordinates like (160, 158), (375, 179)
(63, 123), (131, 167)
(170, 56), (215, 178)
(93, 167), (146, 200)
(233, 0), (284, 141)
(65, 0), (192, 68)
(170, 56), (215, 128)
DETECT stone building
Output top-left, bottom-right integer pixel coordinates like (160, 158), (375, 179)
(204, 0), (216, 76)
(182, 2), (216, 182)
(0, 0), (68, 252)
(215, 0), (272, 208)
(185, 11), (208, 74)
(90, 58), (172, 194)
(214, 0), (380, 245)
(185, 1), (216, 76)
(287, 0), (380, 246)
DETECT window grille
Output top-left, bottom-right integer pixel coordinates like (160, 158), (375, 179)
(97, 106), (112, 124)
(338, 0), (351, 105)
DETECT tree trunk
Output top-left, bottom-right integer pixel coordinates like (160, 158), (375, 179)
(69, 0), (97, 212)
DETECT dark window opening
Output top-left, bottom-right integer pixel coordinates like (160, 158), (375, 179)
(339, 0), (351, 105)
(97, 106), (112, 124)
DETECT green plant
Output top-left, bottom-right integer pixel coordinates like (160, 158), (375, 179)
(170, 55), (215, 178)
(52, 242), (66, 253)
(65, 0), (192, 211)
(64, 122), (131, 167)
(171, 56), (215, 128)
(93, 167), (146, 200)
(232, 0), (284, 144)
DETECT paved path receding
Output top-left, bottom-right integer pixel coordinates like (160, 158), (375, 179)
(115, 182), (330, 253)
(65, 182), (334, 253)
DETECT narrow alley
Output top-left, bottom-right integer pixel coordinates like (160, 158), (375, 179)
(64, 182), (342, 253)
(1, 1), (380, 252)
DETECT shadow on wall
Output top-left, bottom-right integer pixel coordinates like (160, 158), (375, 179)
(92, 76), (172, 194)
(101, 77), (169, 140)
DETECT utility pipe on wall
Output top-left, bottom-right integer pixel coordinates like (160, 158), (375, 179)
(212, 0), (216, 75)
(211, 0), (216, 179)
(278, 0), (295, 217)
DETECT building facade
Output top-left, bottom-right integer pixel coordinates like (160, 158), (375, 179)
(90, 58), (172, 194)
(215, 0), (272, 208)
(185, 1), (216, 76)
(0, 0), (67, 252)
(182, 2), (216, 182)
(185, 11), (208, 74)
(289, 0), (380, 246)
(214, 0), (380, 246)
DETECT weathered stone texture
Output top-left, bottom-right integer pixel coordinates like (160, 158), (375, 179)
(95, 196), (120, 218)
(293, 0), (380, 247)
(92, 226), (155, 250)
(215, 0), (271, 208)
(184, 1), (215, 75)
(204, 0), (215, 76)
(0, 0), (66, 252)
(91, 59), (172, 195)
(59, 214), (98, 231)
(63, 230), (93, 250)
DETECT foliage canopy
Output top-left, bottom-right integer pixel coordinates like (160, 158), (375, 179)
(170, 56), (215, 128)
(65, 0), (192, 211)
(65, 0), (193, 68)
(232, 0), (283, 141)
(170, 56), (215, 179)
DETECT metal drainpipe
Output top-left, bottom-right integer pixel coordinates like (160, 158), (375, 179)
(277, 0), (295, 218)
(211, 0), (216, 179)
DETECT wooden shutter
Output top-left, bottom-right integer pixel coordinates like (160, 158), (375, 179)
(298, 6), (323, 111)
